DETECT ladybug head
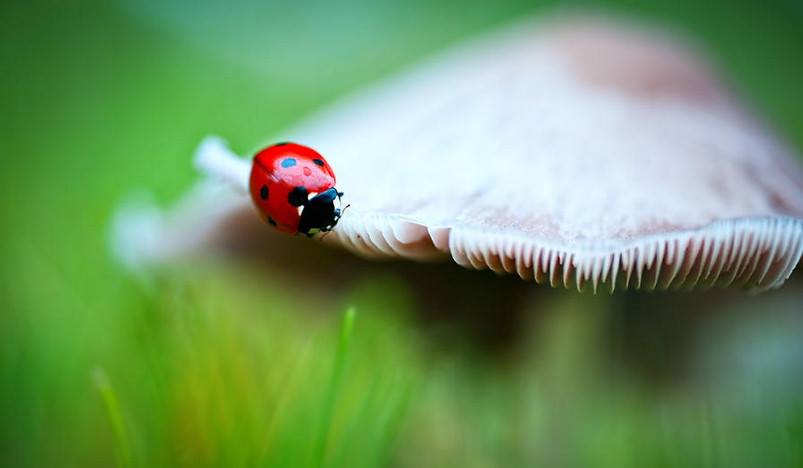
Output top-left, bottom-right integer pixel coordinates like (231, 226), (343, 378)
(297, 187), (344, 236)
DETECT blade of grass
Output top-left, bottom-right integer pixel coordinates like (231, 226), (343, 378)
(373, 379), (414, 467)
(92, 367), (133, 468)
(313, 308), (356, 468)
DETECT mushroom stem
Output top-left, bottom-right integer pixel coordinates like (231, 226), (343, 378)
(194, 135), (251, 194)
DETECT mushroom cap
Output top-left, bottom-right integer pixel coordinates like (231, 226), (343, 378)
(183, 16), (803, 292)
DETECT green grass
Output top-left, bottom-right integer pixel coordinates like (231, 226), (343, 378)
(1, 0), (803, 466)
(93, 368), (134, 468)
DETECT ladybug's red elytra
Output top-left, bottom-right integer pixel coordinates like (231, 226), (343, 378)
(249, 142), (344, 236)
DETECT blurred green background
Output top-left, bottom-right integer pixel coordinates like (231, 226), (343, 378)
(2, 0), (803, 466)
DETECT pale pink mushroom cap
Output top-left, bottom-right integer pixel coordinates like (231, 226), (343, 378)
(121, 16), (803, 292)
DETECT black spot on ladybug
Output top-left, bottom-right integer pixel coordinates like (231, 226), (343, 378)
(288, 186), (308, 206)
(259, 185), (269, 200)
(273, 142), (290, 147)
(281, 158), (297, 168)
(313, 159), (325, 167)
(267, 217), (277, 227)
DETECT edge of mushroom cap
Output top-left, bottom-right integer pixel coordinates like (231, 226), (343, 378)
(328, 211), (803, 293)
(189, 139), (803, 293)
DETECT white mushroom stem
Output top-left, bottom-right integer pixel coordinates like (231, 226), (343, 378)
(194, 135), (251, 194)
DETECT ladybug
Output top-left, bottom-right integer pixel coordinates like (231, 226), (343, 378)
(249, 142), (344, 236)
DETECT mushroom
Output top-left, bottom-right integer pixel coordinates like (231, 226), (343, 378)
(114, 15), (803, 292)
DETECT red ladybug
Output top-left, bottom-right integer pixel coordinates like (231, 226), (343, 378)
(249, 142), (344, 236)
